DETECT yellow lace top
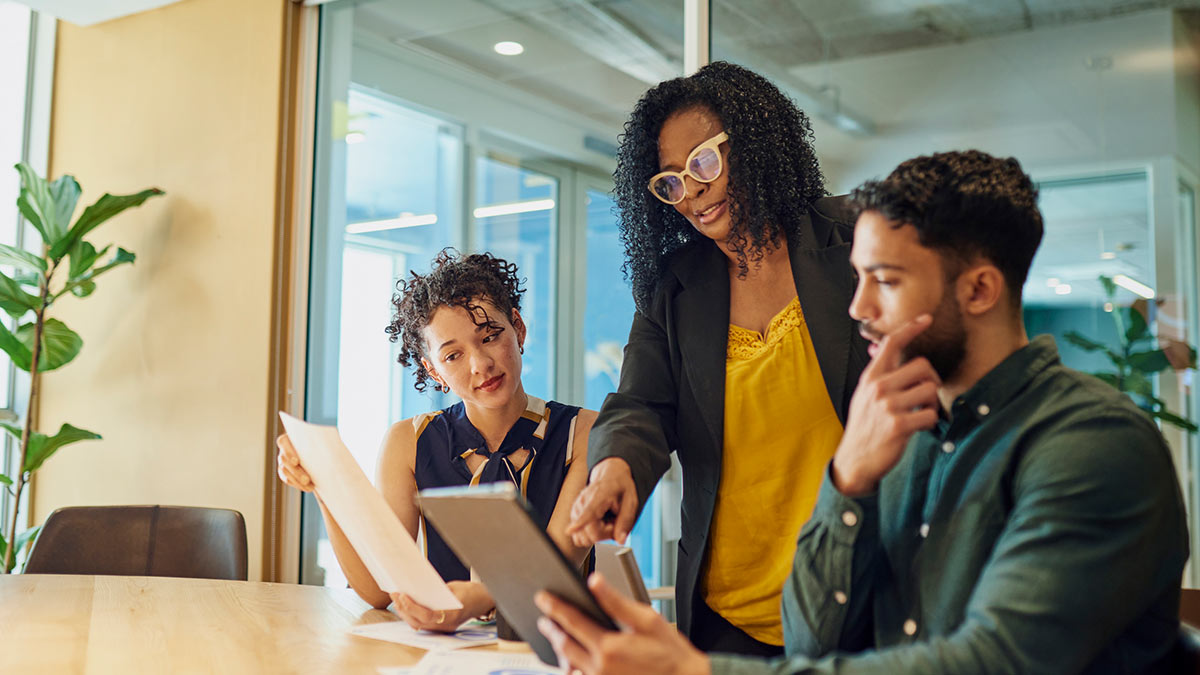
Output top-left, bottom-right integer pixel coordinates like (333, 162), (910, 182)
(702, 296), (844, 646)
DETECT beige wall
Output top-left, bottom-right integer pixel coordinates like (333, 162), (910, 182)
(32, 0), (287, 580)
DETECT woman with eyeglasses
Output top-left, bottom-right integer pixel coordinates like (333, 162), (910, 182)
(277, 250), (596, 631)
(566, 61), (869, 656)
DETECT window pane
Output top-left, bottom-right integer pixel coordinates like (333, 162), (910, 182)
(474, 155), (556, 397)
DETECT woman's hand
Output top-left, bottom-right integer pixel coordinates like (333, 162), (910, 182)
(389, 581), (492, 632)
(566, 458), (639, 547)
(275, 434), (314, 492)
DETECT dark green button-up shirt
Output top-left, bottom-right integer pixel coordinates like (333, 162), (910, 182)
(711, 335), (1188, 674)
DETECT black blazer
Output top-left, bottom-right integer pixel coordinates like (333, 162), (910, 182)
(587, 195), (870, 638)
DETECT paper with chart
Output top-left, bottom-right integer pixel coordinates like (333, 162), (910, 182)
(279, 412), (461, 610)
(404, 650), (565, 675)
(349, 620), (497, 651)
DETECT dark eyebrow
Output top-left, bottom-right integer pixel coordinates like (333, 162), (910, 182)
(436, 338), (458, 352)
(862, 263), (906, 273)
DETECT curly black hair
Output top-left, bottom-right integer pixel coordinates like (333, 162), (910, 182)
(850, 149), (1043, 304)
(385, 249), (525, 393)
(614, 61), (827, 311)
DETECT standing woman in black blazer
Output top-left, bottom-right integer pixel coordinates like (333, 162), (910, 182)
(567, 62), (869, 657)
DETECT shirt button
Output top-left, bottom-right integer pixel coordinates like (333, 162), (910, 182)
(919, 523), (930, 538)
(903, 619), (918, 636)
(834, 591), (847, 605)
(941, 441), (955, 453)
(978, 404), (990, 416)
(842, 511), (858, 527)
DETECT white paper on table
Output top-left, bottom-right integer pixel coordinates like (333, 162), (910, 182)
(408, 650), (565, 675)
(350, 620), (497, 651)
(279, 412), (461, 610)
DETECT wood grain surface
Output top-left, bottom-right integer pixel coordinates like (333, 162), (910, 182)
(0, 575), (462, 674)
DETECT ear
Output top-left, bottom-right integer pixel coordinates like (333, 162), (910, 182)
(510, 308), (527, 348)
(420, 357), (445, 389)
(957, 264), (1006, 317)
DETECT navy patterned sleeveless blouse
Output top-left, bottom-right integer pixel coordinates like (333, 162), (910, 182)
(412, 395), (582, 582)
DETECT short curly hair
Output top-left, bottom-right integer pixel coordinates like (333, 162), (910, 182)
(385, 249), (525, 393)
(614, 61), (827, 312)
(850, 149), (1043, 303)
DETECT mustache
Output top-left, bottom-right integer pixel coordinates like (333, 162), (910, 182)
(858, 322), (885, 344)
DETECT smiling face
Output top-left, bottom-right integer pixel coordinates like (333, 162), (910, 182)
(420, 298), (526, 409)
(657, 106), (733, 242)
(850, 210), (968, 381)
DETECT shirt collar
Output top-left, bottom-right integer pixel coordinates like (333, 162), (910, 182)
(945, 334), (1060, 429)
(450, 394), (548, 458)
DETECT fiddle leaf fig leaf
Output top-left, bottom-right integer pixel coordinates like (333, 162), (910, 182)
(49, 188), (163, 260)
(15, 162), (54, 244)
(1063, 331), (1108, 353)
(50, 175), (81, 236)
(68, 241), (104, 280)
(0, 321), (31, 371)
(1151, 408), (1200, 433)
(0, 473), (10, 487)
(0, 270), (40, 318)
(1125, 307), (1149, 344)
(1099, 275), (1117, 299)
(15, 319), (82, 372)
(0, 243), (46, 275)
(56, 247), (133, 300)
(1127, 350), (1171, 374)
(23, 423), (100, 473)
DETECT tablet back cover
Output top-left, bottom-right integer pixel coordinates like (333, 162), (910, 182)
(420, 484), (615, 665)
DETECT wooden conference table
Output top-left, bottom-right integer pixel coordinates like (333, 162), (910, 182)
(0, 574), (512, 674)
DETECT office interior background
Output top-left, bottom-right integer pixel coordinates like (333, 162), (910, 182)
(3, 0), (1200, 591)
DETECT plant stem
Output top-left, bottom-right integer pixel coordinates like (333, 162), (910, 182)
(3, 261), (54, 574)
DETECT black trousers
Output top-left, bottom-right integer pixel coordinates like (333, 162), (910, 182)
(690, 597), (785, 658)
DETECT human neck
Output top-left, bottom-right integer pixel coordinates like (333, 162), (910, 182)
(462, 386), (529, 453)
(937, 316), (1029, 412)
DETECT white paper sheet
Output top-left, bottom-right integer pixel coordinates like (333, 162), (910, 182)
(350, 620), (497, 651)
(406, 650), (565, 675)
(279, 412), (461, 610)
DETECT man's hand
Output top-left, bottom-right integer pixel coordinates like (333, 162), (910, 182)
(566, 458), (639, 547)
(535, 573), (709, 675)
(833, 314), (940, 496)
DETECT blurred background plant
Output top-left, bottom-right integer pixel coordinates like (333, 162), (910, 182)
(0, 162), (162, 573)
(1064, 275), (1198, 433)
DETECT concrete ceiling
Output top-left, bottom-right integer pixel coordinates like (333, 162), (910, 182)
(14, 0), (184, 26)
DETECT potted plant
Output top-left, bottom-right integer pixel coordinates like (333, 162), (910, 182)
(0, 162), (163, 573)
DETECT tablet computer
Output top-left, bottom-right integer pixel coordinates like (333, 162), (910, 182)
(419, 482), (617, 666)
(595, 543), (650, 604)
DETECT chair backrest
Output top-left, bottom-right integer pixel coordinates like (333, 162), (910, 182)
(24, 505), (248, 580)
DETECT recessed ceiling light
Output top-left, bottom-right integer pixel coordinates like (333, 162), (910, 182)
(1055, 283), (1072, 295)
(345, 131), (366, 145)
(1046, 277), (1061, 287)
(1100, 251), (1116, 260)
(493, 41), (524, 56)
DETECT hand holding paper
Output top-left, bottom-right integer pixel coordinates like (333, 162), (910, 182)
(278, 412), (461, 610)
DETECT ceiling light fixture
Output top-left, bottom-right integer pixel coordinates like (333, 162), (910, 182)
(1046, 277), (1061, 287)
(1112, 274), (1155, 299)
(493, 41), (525, 56)
(1100, 251), (1116, 260)
(473, 199), (555, 219)
(346, 213), (438, 234)
(1055, 284), (1072, 295)
(345, 131), (366, 145)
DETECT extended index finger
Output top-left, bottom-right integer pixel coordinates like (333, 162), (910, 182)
(566, 485), (617, 536)
(872, 314), (932, 372)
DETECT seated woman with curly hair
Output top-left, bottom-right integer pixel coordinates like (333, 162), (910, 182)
(567, 62), (870, 656)
(277, 249), (595, 630)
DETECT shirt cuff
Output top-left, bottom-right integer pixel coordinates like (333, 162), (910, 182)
(808, 462), (878, 547)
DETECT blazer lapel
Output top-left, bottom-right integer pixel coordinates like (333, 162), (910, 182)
(791, 216), (859, 423)
(674, 243), (730, 457)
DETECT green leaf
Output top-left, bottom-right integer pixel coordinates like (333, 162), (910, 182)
(1125, 308), (1149, 344)
(1124, 370), (1154, 398)
(15, 319), (82, 372)
(0, 243), (46, 274)
(1149, 407), (1199, 433)
(1091, 372), (1121, 387)
(14, 162), (54, 244)
(0, 321), (31, 371)
(1099, 275), (1117, 299)
(49, 188), (163, 260)
(1127, 350), (1171, 375)
(68, 240), (104, 280)
(0, 473), (10, 487)
(0, 422), (21, 442)
(55, 247), (134, 301)
(50, 175), (81, 236)
(23, 423), (101, 473)
(14, 270), (40, 288)
(0, 271), (39, 317)
(1064, 331), (1109, 353)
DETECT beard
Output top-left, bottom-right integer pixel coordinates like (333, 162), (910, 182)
(862, 286), (967, 381)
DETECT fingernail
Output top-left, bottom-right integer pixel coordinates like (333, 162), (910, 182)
(917, 314), (932, 324)
(588, 573), (603, 588)
(534, 591), (550, 611)
(537, 617), (555, 635)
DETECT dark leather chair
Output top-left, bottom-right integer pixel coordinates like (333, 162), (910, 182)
(1162, 588), (1200, 674)
(24, 505), (248, 580)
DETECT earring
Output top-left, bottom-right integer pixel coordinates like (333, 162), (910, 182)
(519, 345), (525, 355)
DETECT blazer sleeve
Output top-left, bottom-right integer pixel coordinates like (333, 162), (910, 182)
(586, 303), (679, 516)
